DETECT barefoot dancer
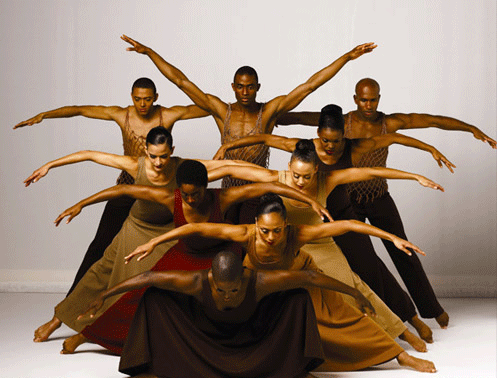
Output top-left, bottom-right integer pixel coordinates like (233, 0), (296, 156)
(48, 160), (329, 354)
(16, 78), (209, 304)
(121, 35), (376, 222)
(123, 197), (436, 373)
(214, 105), (455, 342)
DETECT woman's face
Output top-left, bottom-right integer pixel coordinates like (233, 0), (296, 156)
(145, 143), (174, 172)
(288, 159), (318, 190)
(317, 128), (344, 157)
(255, 212), (287, 247)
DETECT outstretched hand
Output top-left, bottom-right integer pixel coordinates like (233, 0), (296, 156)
(311, 201), (333, 222)
(392, 237), (426, 257)
(354, 293), (376, 317)
(121, 34), (149, 54)
(24, 165), (50, 187)
(472, 129), (497, 149)
(14, 114), (43, 129)
(77, 295), (104, 320)
(54, 204), (82, 226)
(431, 150), (456, 173)
(347, 42), (377, 60)
(417, 176), (445, 192)
(124, 241), (155, 264)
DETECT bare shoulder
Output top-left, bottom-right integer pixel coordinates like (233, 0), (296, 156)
(385, 113), (410, 131)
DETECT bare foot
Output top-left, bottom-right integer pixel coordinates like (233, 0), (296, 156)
(436, 311), (449, 329)
(33, 315), (61, 342)
(397, 351), (436, 373)
(399, 329), (427, 352)
(409, 315), (433, 343)
(60, 333), (88, 354)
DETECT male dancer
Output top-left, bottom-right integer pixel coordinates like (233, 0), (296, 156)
(16, 78), (209, 307)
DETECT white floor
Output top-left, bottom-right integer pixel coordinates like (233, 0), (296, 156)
(0, 294), (495, 378)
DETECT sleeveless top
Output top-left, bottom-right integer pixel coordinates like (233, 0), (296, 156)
(117, 105), (164, 184)
(221, 103), (269, 188)
(344, 112), (388, 203)
(128, 156), (182, 224)
(201, 269), (257, 324)
(173, 188), (233, 253)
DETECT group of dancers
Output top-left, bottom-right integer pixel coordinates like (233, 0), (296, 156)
(16, 35), (496, 378)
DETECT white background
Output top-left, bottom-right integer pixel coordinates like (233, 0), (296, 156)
(1, 0), (495, 296)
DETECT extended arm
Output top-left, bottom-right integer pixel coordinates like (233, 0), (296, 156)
(257, 270), (375, 316)
(327, 167), (444, 192)
(121, 35), (225, 118)
(24, 151), (137, 186)
(298, 220), (425, 256)
(269, 43), (376, 117)
(354, 133), (456, 173)
(124, 223), (251, 263)
(275, 111), (320, 127)
(213, 134), (299, 160)
(387, 113), (496, 149)
(14, 105), (122, 129)
(79, 270), (203, 319)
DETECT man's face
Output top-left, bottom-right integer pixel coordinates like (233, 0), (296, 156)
(180, 183), (206, 209)
(354, 85), (380, 120)
(131, 87), (158, 116)
(231, 74), (260, 106)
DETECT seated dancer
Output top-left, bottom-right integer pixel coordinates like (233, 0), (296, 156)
(46, 160), (329, 354)
(124, 196), (436, 373)
(215, 104), (454, 343)
(121, 34), (376, 222)
(27, 127), (250, 348)
(16, 77), (208, 306)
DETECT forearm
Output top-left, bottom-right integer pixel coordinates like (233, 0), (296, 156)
(45, 151), (96, 170)
(276, 112), (320, 126)
(306, 270), (360, 299)
(263, 182), (319, 207)
(100, 271), (156, 302)
(148, 223), (201, 248)
(144, 48), (189, 88)
(221, 135), (268, 153)
(390, 133), (435, 154)
(306, 52), (352, 91)
(75, 185), (130, 209)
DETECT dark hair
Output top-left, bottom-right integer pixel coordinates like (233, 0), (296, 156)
(132, 77), (157, 94)
(211, 251), (243, 282)
(291, 139), (318, 165)
(233, 66), (259, 83)
(146, 126), (173, 148)
(255, 193), (287, 220)
(176, 160), (208, 188)
(318, 104), (344, 133)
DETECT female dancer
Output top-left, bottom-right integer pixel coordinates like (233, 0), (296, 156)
(213, 106), (453, 342)
(124, 195), (436, 373)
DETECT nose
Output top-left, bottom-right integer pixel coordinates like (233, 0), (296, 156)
(365, 101), (372, 109)
(241, 87), (248, 95)
(297, 177), (305, 186)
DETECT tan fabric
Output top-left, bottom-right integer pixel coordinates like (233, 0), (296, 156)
(276, 171), (406, 339)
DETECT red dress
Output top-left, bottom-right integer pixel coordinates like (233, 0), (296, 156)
(81, 189), (242, 354)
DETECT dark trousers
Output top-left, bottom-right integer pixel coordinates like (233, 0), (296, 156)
(328, 200), (416, 322)
(350, 192), (444, 319)
(66, 196), (135, 296)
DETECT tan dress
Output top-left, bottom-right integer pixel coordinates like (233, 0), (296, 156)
(243, 226), (403, 371)
(277, 170), (406, 338)
(55, 156), (182, 331)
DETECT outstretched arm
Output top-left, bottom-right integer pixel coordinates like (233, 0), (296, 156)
(257, 270), (375, 316)
(23, 151), (137, 187)
(269, 43), (376, 118)
(213, 134), (300, 160)
(353, 133), (456, 173)
(387, 113), (496, 149)
(14, 105), (123, 129)
(275, 111), (320, 127)
(79, 270), (203, 319)
(298, 220), (426, 256)
(124, 223), (251, 263)
(327, 167), (444, 192)
(121, 35), (226, 119)
(208, 164), (279, 183)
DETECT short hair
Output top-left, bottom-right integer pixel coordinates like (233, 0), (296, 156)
(355, 78), (380, 95)
(233, 66), (259, 83)
(255, 193), (287, 220)
(132, 77), (157, 94)
(318, 104), (344, 133)
(176, 160), (208, 188)
(291, 139), (319, 165)
(146, 126), (173, 148)
(211, 251), (243, 283)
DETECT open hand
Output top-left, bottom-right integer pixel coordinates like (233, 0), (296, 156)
(121, 34), (149, 54)
(392, 237), (426, 257)
(348, 42), (377, 60)
(24, 165), (50, 187)
(54, 204), (82, 226)
(14, 114), (44, 129)
(124, 241), (155, 264)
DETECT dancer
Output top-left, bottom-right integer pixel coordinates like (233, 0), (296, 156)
(28, 127), (249, 346)
(121, 35), (376, 222)
(124, 197), (436, 373)
(51, 160), (329, 354)
(213, 105), (454, 342)
(16, 77), (209, 300)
